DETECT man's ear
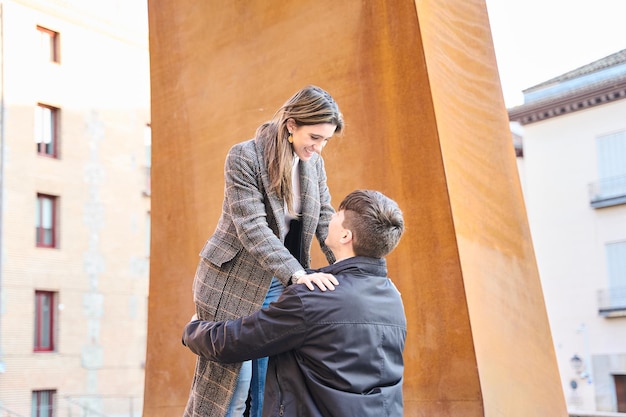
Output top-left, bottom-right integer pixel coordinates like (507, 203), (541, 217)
(340, 229), (352, 244)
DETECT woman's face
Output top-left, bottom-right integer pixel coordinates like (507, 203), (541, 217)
(287, 121), (337, 161)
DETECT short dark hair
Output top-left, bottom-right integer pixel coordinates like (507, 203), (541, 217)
(338, 190), (404, 258)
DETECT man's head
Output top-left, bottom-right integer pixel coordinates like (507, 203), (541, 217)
(325, 190), (404, 259)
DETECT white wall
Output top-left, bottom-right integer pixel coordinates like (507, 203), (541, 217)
(519, 99), (626, 412)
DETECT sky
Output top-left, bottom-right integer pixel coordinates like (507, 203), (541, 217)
(485, 0), (626, 108)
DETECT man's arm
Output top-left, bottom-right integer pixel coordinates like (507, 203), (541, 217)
(182, 287), (308, 363)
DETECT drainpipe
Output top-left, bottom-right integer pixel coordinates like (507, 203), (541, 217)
(0, 0), (6, 374)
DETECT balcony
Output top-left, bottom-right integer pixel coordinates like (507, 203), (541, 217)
(598, 286), (626, 317)
(589, 175), (626, 208)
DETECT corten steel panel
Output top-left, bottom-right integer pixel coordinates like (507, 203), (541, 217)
(144, 1), (567, 416)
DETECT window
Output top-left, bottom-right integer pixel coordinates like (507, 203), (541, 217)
(32, 390), (56, 417)
(34, 291), (56, 352)
(35, 104), (59, 157)
(598, 241), (626, 316)
(36, 194), (57, 248)
(37, 26), (60, 63)
(590, 130), (626, 208)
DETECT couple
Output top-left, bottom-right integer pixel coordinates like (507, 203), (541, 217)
(183, 189), (407, 417)
(182, 86), (407, 417)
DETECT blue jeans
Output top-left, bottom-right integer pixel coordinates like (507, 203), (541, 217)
(225, 360), (251, 417)
(225, 277), (284, 417)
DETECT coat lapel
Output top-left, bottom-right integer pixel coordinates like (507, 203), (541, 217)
(299, 156), (320, 252)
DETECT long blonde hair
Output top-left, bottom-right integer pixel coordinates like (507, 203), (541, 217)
(256, 85), (344, 214)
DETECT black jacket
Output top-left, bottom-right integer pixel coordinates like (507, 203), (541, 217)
(182, 256), (407, 417)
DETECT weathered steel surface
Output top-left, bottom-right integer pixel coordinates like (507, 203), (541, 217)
(144, 1), (567, 416)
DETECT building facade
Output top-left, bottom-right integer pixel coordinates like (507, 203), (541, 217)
(509, 49), (626, 414)
(0, 1), (150, 416)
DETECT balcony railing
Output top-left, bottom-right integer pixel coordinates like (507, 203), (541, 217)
(589, 175), (626, 208)
(570, 411), (626, 417)
(63, 395), (139, 417)
(598, 286), (626, 317)
(0, 406), (24, 417)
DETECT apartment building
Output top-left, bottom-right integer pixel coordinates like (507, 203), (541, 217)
(509, 49), (626, 414)
(0, 1), (150, 416)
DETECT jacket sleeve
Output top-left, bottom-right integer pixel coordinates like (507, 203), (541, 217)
(222, 143), (304, 281)
(182, 287), (308, 363)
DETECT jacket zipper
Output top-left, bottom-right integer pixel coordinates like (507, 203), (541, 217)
(275, 365), (285, 416)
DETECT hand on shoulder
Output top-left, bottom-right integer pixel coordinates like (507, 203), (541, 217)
(295, 272), (338, 291)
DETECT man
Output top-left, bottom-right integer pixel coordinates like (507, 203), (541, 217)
(182, 190), (407, 417)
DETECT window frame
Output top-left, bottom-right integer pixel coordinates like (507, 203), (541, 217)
(34, 291), (56, 352)
(35, 104), (59, 158)
(598, 241), (626, 316)
(36, 194), (58, 248)
(37, 25), (60, 63)
(614, 374), (626, 413)
(590, 129), (626, 208)
(32, 389), (56, 417)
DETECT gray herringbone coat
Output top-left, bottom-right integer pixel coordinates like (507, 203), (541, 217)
(183, 138), (336, 417)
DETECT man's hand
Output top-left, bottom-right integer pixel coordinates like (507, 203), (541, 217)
(296, 272), (338, 291)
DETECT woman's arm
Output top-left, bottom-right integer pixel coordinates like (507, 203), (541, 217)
(223, 143), (303, 282)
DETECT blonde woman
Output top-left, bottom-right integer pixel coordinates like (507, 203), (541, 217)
(184, 85), (344, 417)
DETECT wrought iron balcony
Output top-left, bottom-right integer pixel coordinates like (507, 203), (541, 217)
(598, 286), (626, 317)
(589, 175), (626, 208)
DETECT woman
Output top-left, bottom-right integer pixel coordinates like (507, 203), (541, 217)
(184, 85), (344, 417)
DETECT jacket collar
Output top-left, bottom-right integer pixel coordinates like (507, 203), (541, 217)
(315, 256), (388, 277)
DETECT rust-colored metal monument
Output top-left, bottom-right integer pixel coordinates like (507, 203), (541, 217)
(144, 1), (567, 416)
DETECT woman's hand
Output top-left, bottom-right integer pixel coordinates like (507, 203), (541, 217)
(296, 272), (338, 291)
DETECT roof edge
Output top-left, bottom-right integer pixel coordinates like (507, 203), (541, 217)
(508, 77), (626, 125)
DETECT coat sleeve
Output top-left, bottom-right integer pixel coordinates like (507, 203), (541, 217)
(222, 143), (304, 281)
(182, 287), (308, 363)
